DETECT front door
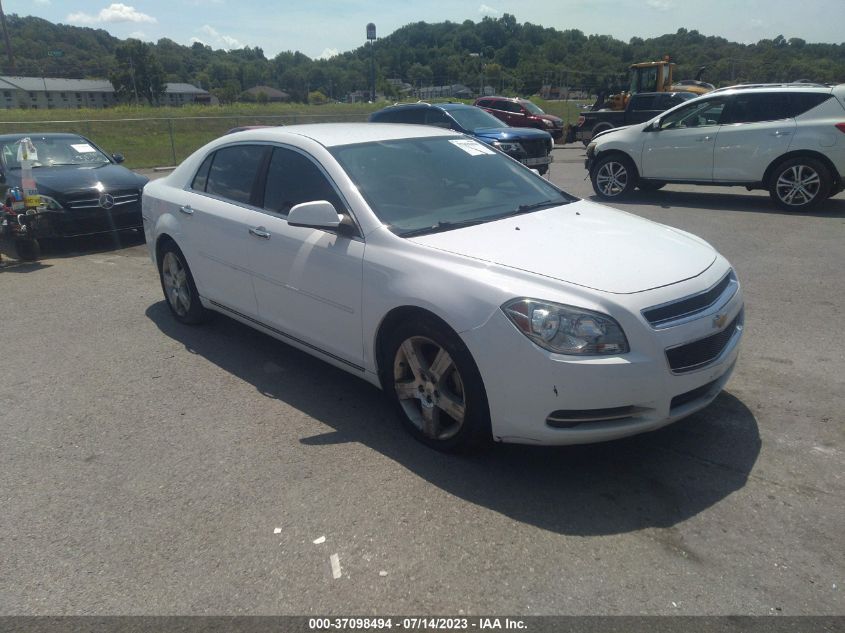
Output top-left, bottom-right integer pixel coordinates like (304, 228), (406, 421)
(640, 97), (729, 181)
(250, 146), (365, 369)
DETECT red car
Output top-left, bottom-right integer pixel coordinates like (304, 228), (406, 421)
(474, 96), (564, 141)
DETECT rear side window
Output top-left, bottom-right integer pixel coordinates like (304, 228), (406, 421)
(374, 108), (425, 124)
(205, 145), (266, 204)
(425, 109), (453, 128)
(723, 93), (833, 124)
(631, 95), (657, 110)
(191, 154), (213, 191)
(263, 147), (345, 216)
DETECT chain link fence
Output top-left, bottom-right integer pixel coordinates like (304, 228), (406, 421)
(0, 113), (371, 169)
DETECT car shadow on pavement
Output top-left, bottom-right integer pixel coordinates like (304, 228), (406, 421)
(146, 301), (761, 537)
(590, 191), (845, 217)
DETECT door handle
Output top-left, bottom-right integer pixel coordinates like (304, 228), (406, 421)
(772, 130), (792, 137)
(695, 136), (712, 142)
(179, 205), (193, 215)
(249, 226), (271, 239)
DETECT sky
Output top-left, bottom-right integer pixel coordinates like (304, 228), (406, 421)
(4, 0), (844, 60)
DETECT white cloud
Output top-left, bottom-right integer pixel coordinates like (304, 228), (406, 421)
(197, 25), (244, 50)
(33, 0), (51, 5)
(317, 48), (339, 60)
(67, 3), (157, 24)
(646, 0), (674, 10)
(478, 4), (500, 16)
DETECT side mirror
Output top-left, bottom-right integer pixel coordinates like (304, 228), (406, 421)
(287, 200), (357, 236)
(645, 120), (659, 132)
(112, 153), (125, 163)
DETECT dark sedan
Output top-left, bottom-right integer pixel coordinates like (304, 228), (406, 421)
(0, 133), (148, 239)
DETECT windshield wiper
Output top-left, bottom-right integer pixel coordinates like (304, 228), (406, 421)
(513, 199), (567, 215)
(399, 217), (493, 237)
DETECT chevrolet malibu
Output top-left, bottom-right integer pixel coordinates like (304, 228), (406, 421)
(142, 124), (744, 452)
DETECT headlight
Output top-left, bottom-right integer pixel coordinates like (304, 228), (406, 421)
(493, 141), (521, 153)
(38, 195), (64, 212)
(542, 119), (554, 127)
(502, 298), (629, 355)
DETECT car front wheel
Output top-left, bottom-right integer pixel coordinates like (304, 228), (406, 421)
(591, 154), (637, 199)
(769, 157), (831, 211)
(157, 241), (209, 324)
(382, 318), (491, 453)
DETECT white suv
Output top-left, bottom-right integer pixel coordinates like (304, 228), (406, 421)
(585, 83), (845, 210)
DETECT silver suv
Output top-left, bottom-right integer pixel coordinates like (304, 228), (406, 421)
(585, 83), (845, 210)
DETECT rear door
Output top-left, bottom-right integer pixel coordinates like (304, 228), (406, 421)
(713, 93), (811, 182)
(180, 144), (268, 317)
(640, 96), (729, 181)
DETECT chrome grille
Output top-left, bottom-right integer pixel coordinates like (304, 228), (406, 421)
(67, 190), (140, 210)
(665, 311), (743, 374)
(643, 270), (737, 329)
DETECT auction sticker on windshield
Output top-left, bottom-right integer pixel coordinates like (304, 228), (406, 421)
(449, 139), (495, 156)
(71, 143), (96, 153)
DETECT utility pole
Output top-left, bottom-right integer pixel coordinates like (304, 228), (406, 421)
(366, 23), (376, 102)
(128, 52), (140, 105)
(0, 0), (16, 74)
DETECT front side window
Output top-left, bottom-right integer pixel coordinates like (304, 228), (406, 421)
(659, 98), (728, 130)
(425, 109), (453, 128)
(522, 101), (545, 115)
(263, 147), (344, 216)
(205, 145), (266, 204)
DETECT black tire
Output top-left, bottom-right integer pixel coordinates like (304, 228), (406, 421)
(156, 240), (210, 324)
(768, 157), (831, 211)
(590, 153), (638, 200)
(14, 238), (40, 261)
(381, 317), (491, 453)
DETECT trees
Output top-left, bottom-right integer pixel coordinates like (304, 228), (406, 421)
(111, 40), (164, 105)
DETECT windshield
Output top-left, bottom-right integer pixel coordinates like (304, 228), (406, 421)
(1, 136), (111, 169)
(446, 107), (507, 131)
(522, 101), (545, 115)
(331, 137), (572, 236)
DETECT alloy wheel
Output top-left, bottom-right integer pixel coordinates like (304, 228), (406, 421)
(162, 251), (191, 317)
(775, 164), (821, 207)
(393, 336), (466, 440)
(596, 161), (629, 197)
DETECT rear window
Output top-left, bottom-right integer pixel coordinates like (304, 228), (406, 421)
(630, 95), (657, 110)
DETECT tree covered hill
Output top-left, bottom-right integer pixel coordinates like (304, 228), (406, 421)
(2, 13), (844, 104)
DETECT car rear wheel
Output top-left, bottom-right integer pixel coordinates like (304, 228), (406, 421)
(157, 241), (209, 324)
(382, 318), (491, 453)
(591, 154), (637, 199)
(769, 157), (831, 211)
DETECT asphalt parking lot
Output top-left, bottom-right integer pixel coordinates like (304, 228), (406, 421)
(1, 148), (843, 616)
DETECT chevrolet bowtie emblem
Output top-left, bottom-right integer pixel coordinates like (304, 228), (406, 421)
(713, 313), (728, 329)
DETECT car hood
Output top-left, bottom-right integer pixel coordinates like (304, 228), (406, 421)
(472, 127), (552, 142)
(6, 164), (148, 199)
(408, 199), (716, 294)
(535, 113), (563, 124)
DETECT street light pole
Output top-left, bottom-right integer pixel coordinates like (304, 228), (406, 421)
(366, 23), (376, 102)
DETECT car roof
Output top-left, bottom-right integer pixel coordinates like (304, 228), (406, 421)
(222, 122), (458, 148)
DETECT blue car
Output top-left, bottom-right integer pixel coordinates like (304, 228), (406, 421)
(369, 102), (553, 174)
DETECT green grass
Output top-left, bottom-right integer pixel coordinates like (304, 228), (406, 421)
(0, 100), (583, 168)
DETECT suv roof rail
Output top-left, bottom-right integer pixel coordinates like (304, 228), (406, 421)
(711, 82), (831, 93)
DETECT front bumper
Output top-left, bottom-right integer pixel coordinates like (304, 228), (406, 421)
(462, 280), (744, 445)
(18, 205), (143, 238)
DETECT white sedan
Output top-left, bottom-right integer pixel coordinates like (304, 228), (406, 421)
(142, 123), (744, 452)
